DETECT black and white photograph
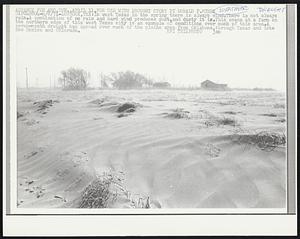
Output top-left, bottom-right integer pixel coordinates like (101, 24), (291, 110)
(3, 2), (297, 236)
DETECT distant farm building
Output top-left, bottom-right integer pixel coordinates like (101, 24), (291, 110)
(153, 82), (171, 88)
(201, 80), (229, 91)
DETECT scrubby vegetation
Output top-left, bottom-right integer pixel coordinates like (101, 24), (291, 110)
(217, 117), (239, 126)
(164, 108), (191, 119)
(89, 99), (141, 118)
(232, 130), (286, 151)
(204, 143), (221, 158)
(276, 118), (286, 123)
(253, 87), (275, 91)
(205, 116), (239, 127)
(33, 99), (59, 114)
(100, 71), (151, 89)
(261, 113), (277, 117)
(17, 111), (24, 119)
(117, 103), (138, 113)
(223, 111), (238, 115)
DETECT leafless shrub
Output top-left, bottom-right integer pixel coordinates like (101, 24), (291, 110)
(79, 171), (153, 208)
(164, 108), (190, 119)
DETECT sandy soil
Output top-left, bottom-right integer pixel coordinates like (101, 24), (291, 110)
(17, 89), (286, 208)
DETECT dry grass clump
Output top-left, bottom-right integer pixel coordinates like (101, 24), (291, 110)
(205, 116), (239, 127)
(79, 171), (154, 208)
(217, 117), (239, 126)
(25, 119), (40, 126)
(261, 113), (277, 117)
(116, 102), (141, 118)
(164, 108), (190, 119)
(117, 113), (129, 118)
(232, 130), (286, 151)
(131, 196), (151, 208)
(223, 111), (238, 115)
(33, 99), (59, 114)
(117, 102), (138, 113)
(90, 100), (141, 118)
(276, 118), (286, 123)
(89, 97), (114, 106)
(273, 103), (285, 109)
(17, 111), (24, 119)
(204, 143), (221, 158)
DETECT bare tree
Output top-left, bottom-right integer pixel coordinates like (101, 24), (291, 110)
(59, 68), (89, 90)
(108, 71), (152, 89)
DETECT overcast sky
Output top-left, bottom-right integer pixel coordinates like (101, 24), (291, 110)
(15, 5), (286, 90)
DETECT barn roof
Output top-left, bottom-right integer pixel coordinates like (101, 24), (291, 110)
(201, 80), (215, 84)
(201, 80), (228, 87)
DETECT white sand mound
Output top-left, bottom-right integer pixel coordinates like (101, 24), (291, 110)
(17, 89), (286, 208)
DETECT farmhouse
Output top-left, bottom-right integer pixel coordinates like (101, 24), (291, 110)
(201, 80), (229, 91)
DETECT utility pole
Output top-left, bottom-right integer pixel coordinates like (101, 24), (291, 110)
(49, 75), (52, 89)
(99, 73), (102, 88)
(36, 78), (38, 88)
(26, 67), (29, 89)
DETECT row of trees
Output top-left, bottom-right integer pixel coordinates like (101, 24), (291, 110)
(59, 68), (90, 90)
(59, 68), (171, 90)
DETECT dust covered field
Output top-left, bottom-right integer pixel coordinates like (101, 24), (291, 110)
(17, 89), (286, 208)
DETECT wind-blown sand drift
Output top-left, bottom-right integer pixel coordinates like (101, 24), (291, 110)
(17, 89), (286, 208)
